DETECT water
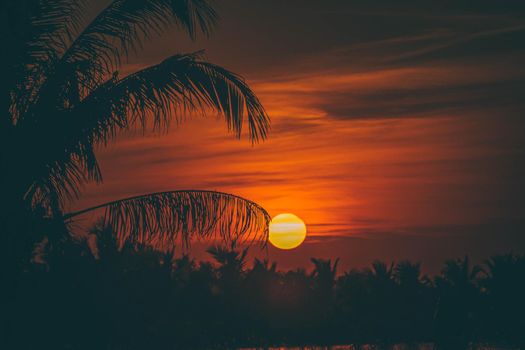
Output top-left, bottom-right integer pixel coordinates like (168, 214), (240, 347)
(239, 344), (517, 350)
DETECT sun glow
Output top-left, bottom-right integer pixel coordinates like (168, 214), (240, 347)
(269, 213), (307, 250)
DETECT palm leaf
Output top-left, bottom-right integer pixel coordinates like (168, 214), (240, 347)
(29, 0), (86, 59)
(3, 0), (86, 123)
(25, 52), (269, 211)
(6, 1), (270, 225)
(62, 0), (218, 84)
(94, 52), (270, 140)
(20, 0), (218, 126)
(63, 190), (270, 250)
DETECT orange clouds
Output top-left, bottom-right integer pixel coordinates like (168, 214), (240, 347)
(74, 61), (523, 241)
(70, 3), (525, 271)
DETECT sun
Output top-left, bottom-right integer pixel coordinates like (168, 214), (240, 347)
(269, 213), (307, 250)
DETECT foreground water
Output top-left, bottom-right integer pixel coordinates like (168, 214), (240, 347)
(240, 344), (519, 350)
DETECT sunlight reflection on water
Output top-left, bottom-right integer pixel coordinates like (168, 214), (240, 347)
(239, 345), (432, 350)
(239, 344), (517, 350)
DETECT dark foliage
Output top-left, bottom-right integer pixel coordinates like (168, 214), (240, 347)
(1, 0), (270, 269)
(8, 224), (525, 349)
(2, 1), (272, 347)
(2, 0), (271, 339)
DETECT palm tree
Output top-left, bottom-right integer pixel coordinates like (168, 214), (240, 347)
(437, 256), (482, 289)
(310, 257), (339, 342)
(206, 241), (249, 280)
(310, 257), (339, 292)
(394, 260), (424, 288)
(393, 261), (435, 344)
(246, 257), (279, 299)
(480, 254), (525, 345)
(2, 3), (271, 343)
(251, 257), (277, 275)
(434, 256), (482, 350)
(1, 0), (271, 267)
(367, 260), (395, 281)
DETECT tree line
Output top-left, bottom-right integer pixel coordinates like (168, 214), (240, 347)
(7, 223), (525, 350)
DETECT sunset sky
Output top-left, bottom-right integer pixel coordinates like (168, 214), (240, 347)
(73, 0), (525, 272)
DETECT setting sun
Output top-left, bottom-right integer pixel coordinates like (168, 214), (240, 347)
(269, 213), (307, 250)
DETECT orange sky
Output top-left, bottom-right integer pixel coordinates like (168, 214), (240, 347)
(73, 0), (525, 272)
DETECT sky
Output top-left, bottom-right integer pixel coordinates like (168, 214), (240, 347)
(73, 0), (525, 273)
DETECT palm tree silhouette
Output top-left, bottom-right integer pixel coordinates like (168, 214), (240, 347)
(394, 260), (425, 287)
(311, 257), (339, 292)
(438, 256), (482, 289)
(393, 261), (434, 345)
(206, 241), (249, 281)
(434, 256), (482, 350)
(251, 257), (277, 275)
(309, 258), (339, 343)
(367, 260), (395, 282)
(2, 0), (271, 264)
(480, 254), (525, 346)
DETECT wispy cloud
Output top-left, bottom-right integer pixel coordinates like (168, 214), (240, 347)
(73, 0), (525, 269)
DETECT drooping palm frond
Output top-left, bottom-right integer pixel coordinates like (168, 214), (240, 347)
(17, 0), (218, 129)
(63, 190), (270, 250)
(72, 0), (215, 61)
(27, 52), (269, 210)
(3, 1), (272, 255)
(57, 0), (218, 92)
(82, 52), (270, 140)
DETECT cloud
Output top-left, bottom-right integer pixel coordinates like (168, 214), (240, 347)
(72, 0), (525, 270)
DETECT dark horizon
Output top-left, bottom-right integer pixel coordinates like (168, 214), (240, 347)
(13, 232), (525, 349)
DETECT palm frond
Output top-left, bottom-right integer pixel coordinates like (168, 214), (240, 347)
(107, 52), (270, 141)
(26, 52), (269, 210)
(4, 0), (86, 122)
(8, 2), (269, 221)
(63, 190), (270, 250)
(29, 0), (86, 60)
(17, 0), (218, 126)
(24, 151), (101, 213)
(63, 0), (218, 81)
